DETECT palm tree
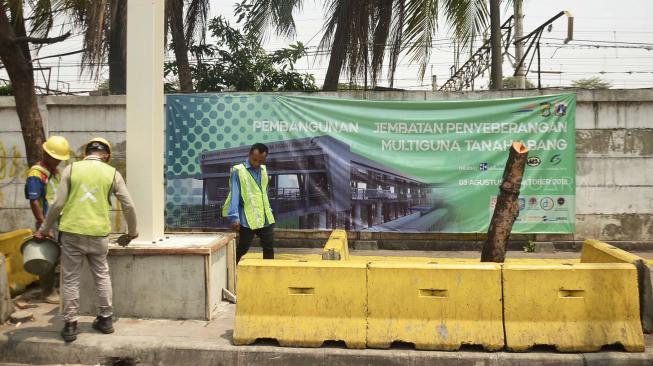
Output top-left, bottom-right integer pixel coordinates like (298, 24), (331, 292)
(0, 1), (75, 166)
(243, 0), (489, 90)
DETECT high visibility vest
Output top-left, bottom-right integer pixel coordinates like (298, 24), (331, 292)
(29, 164), (61, 206)
(59, 160), (116, 236)
(222, 164), (275, 230)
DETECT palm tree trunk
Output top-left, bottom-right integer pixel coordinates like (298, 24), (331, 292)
(323, 21), (347, 91)
(489, 0), (503, 90)
(169, 0), (193, 92)
(0, 6), (44, 167)
(109, 0), (127, 94)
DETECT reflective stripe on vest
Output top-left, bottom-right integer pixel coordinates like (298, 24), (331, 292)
(30, 164), (61, 206)
(59, 160), (116, 236)
(221, 163), (275, 230)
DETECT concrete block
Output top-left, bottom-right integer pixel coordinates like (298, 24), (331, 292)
(367, 262), (504, 351)
(322, 229), (349, 260)
(0, 109), (21, 132)
(533, 241), (556, 253)
(80, 234), (231, 320)
(576, 186), (653, 214)
(596, 102), (624, 129)
(576, 157), (653, 186)
(580, 239), (653, 333)
(583, 352), (653, 366)
(503, 263), (644, 352)
(575, 214), (653, 241)
(575, 102), (596, 129)
(353, 240), (378, 250)
(496, 353), (584, 366)
(0, 209), (34, 233)
(234, 259), (367, 348)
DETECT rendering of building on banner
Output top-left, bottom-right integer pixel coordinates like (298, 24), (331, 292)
(198, 136), (450, 231)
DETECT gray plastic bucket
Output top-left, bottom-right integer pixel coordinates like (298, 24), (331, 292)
(20, 237), (60, 275)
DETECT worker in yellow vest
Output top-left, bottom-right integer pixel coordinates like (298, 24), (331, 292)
(35, 137), (138, 343)
(223, 143), (275, 263)
(24, 135), (70, 304)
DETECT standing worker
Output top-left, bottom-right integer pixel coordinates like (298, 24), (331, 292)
(34, 138), (138, 343)
(24, 135), (70, 304)
(223, 143), (275, 263)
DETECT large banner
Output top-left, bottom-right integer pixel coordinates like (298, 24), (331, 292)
(165, 93), (576, 233)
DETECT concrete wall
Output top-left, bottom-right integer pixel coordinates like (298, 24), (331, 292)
(1, 89), (651, 243)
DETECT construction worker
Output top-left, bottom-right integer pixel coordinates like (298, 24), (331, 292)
(34, 137), (138, 343)
(223, 143), (275, 263)
(24, 135), (70, 304)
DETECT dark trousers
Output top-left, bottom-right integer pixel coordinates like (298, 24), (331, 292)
(236, 224), (274, 263)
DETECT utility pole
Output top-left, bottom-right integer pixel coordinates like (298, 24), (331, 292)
(489, 0), (503, 90)
(514, 0), (526, 89)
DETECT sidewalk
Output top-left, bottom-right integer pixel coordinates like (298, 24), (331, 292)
(0, 250), (651, 366)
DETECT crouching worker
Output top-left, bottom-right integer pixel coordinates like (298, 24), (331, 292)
(34, 138), (138, 342)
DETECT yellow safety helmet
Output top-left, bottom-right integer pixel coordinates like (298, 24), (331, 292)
(42, 136), (71, 161)
(84, 137), (112, 160)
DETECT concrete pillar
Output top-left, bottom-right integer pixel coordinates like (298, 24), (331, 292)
(126, 0), (165, 243)
(353, 203), (362, 229)
(319, 211), (327, 228)
(375, 202), (383, 225)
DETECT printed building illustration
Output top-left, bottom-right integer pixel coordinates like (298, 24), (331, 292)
(199, 136), (447, 231)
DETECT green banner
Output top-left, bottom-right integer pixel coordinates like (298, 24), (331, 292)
(165, 93), (576, 233)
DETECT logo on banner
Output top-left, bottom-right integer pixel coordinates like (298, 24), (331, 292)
(550, 154), (562, 166)
(479, 162), (488, 171)
(528, 197), (538, 208)
(514, 104), (536, 113)
(490, 196), (497, 209)
(527, 156), (542, 167)
(557, 197), (566, 206)
(519, 197), (526, 211)
(555, 102), (568, 116)
(540, 102), (551, 117)
(540, 197), (554, 211)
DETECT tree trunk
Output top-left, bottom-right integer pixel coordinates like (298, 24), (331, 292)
(489, 0), (503, 90)
(109, 0), (127, 94)
(0, 7), (45, 167)
(480, 142), (529, 262)
(169, 0), (193, 92)
(323, 21), (348, 91)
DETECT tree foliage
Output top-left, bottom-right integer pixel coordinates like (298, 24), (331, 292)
(571, 77), (612, 90)
(165, 16), (317, 92)
(502, 76), (534, 89)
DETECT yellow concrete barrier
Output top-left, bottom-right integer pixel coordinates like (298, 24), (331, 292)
(367, 261), (504, 351)
(322, 229), (349, 260)
(503, 263), (644, 352)
(581, 239), (653, 333)
(234, 259), (366, 348)
(0, 229), (38, 295)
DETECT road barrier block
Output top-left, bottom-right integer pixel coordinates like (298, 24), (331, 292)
(0, 229), (38, 295)
(581, 239), (653, 333)
(503, 263), (644, 352)
(234, 259), (366, 348)
(367, 261), (504, 351)
(322, 229), (349, 260)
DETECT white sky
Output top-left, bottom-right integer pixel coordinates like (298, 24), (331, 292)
(3, 0), (653, 93)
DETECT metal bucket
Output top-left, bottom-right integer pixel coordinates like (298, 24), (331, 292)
(20, 237), (60, 275)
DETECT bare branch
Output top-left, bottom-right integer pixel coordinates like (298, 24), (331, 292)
(12, 31), (71, 45)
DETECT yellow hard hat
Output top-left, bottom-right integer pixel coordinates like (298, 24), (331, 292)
(42, 136), (71, 161)
(84, 137), (112, 159)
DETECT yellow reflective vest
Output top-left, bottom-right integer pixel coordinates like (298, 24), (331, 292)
(59, 159), (116, 236)
(222, 163), (275, 230)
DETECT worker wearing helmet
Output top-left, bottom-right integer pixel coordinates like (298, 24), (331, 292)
(35, 137), (138, 343)
(24, 135), (70, 304)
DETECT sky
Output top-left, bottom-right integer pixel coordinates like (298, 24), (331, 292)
(3, 0), (653, 93)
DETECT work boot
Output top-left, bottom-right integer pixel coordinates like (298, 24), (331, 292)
(61, 321), (78, 342)
(43, 289), (60, 305)
(92, 315), (114, 334)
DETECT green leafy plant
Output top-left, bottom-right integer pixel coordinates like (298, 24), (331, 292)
(164, 15), (317, 93)
(523, 240), (536, 253)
